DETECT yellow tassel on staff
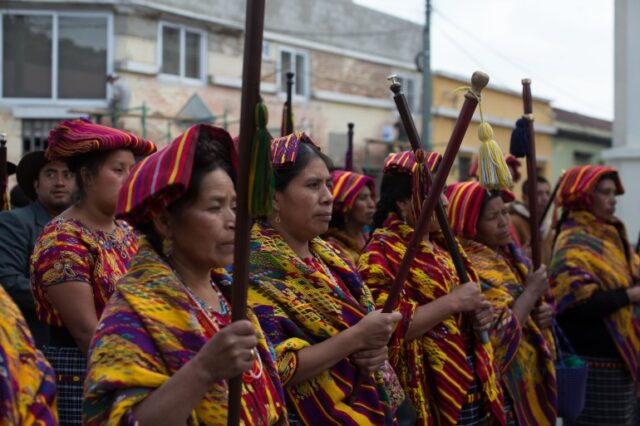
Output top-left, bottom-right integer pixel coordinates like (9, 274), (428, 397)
(478, 119), (512, 190)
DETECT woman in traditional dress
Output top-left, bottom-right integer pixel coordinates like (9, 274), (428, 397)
(0, 285), (57, 425)
(324, 169), (376, 265)
(358, 151), (505, 426)
(30, 119), (156, 424)
(446, 180), (556, 425)
(248, 132), (404, 425)
(83, 124), (287, 425)
(550, 165), (640, 426)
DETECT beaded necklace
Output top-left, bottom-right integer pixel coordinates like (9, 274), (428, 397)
(175, 271), (263, 382)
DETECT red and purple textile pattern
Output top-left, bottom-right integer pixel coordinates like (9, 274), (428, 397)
(116, 124), (237, 226)
(30, 217), (138, 327)
(445, 181), (515, 239)
(47, 118), (156, 160)
(358, 214), (505, 426)
(270, 132), (319, 170)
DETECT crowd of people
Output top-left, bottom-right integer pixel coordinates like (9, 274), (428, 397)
(1, 117), (638, 426)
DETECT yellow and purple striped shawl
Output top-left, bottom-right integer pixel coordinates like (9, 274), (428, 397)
(84, 239), (287, 425)
(323, 228), (366, 266)
(550, 210), (640, 382)
(358, 214), (505, 426)
(462, 239), (557, 425)
(0, 285), (57, 425)
(248, 222), (394, 426)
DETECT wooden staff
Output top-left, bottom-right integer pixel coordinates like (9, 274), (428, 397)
(382, 71), (489, 314)
(282, 71), (295, 135)
(388, 75), (489, 344)
(0, 133), (7, 212)
(521, 79), (541, 270)
(345, 122), (354, 171)
(228, 0), (266, 424)
(538, 170), (563, 227)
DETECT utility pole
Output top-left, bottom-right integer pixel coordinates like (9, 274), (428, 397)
(421, 0), (432, 150)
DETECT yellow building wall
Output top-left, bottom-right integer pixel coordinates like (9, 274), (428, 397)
(431, 74), (554, 195)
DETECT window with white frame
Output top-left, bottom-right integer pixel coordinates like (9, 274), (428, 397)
(159, 23), (206, 81)
(395, 74), (418, 113)
(278, 48), (309, 98)
(1, 11), (111, 100)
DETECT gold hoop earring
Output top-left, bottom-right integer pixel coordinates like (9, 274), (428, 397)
(275, 212), (281, 224)
(162, 238), (174, 258)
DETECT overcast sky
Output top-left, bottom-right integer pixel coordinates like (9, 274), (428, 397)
(355, 0), (614, 120)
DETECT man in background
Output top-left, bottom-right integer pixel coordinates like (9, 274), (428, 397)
(0, 151), (75, 347)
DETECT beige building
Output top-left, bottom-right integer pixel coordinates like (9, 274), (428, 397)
(1, 0), (554, 192)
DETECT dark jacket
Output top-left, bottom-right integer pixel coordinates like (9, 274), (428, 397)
(0, 201), (51, 347)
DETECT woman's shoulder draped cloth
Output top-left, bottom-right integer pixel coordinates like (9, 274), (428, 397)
(0, 285), (57, 425)
(462, 239), (557, 425)
(248, 222), (394, 426)
(550, 210), (640, 381)
(30, 217), (138, 327)
(323, 228), (365, 266)
(358, 214), (505, 426)
(83, 239), (287, 425)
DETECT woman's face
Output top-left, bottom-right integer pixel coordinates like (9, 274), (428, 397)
(397, 194), (447, 233)
(85, 149), (135, 214)
(592, 177), (617, 221)
(346, 185), (376, 228)
(274, 156), (334, 242)
(476, 196), (512, 249)
(169, 168), (236, 269)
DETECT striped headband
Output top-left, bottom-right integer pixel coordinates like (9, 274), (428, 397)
(331, 170), (375, 213)
(383, 150), (442, 226)
(446, 180), (515, 239)
(557, 165), (624, 210)
(115, 124), (237, 226)
(383, 150), (441, 175)
(270, 132), (319, 169)
(47, 118), (156, 160)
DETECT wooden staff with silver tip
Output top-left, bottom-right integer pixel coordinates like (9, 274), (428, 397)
(381, 71), (489, 314)
(387, 74), (489, 344)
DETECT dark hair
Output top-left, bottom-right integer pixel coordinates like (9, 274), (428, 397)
(67, 150), (110, 199)
(274, 142), (333, 192)
(372, 173), (412, 231)
(522, 175), (550, 197)
(479, 190), (503, 220)
(137, 132), (235, 257)
(329, 210), (346, 230)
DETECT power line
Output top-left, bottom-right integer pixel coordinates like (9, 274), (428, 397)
(264, 27), (416, 38)
(432, 7), (611, 116)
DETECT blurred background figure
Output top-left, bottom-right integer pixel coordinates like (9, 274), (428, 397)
(0, 150), (75, 348)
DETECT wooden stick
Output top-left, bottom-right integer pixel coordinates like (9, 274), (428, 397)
(521, 79), (541, 270)
(539, 170), (563, 228)
(382, 71), (489, 314)
(0, 133), (7, 212)
(345, 122), (354, 171)
(283, 71), (295, 135)
(228, 1), (266, 424)
(388, 75), (489, 344)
